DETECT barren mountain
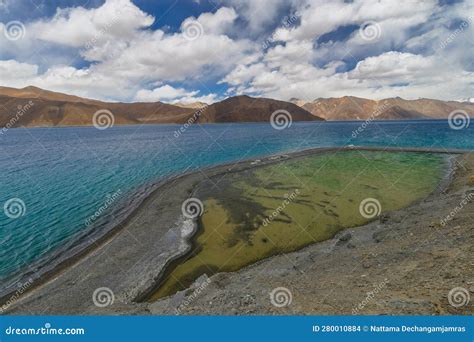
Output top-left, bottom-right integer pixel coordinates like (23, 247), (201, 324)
(0, 87), (321, 128)
(0, 86), (196, 127)
(174, 101), (208, 109)
(301, 96), (474, 120)
(289, 98), (308, 107)
(195, 95), (322, 123)
(1, 86), (472, 128)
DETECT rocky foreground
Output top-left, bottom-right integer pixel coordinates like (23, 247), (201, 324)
(151, 153), (474, 315)
(4, 148), (473, 315)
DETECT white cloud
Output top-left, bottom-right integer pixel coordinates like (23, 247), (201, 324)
(134, 84), (218, 104)
(0, 0), (472, 103)
(273, 0), (437, 43)
(191, 7), (237, 35)
(135, 85), (198, 102)
(220, 63), (268, 86)
(222, 49), (473, 101)
(0, 59), (38, 81)
(219, 0), (473, 101)
(99, 30), (253, 82)
(175, 93), (219, 105)
(0, 61), (131, 101)
(219, 0), (289, 35)
(350, 52), (436, 82)
(264, 40), (315, 67)
(31, 0), (154, 48)
(0, 0), (255, 101)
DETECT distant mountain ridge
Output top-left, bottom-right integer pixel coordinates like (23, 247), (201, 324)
(0, 86), (472, 128)
(0, 86), (195, 127)
(0, 86), (321, 128)
(174, 101), (208, 109)
(291, 96), (474, 120)
(194, 95), (321, 123)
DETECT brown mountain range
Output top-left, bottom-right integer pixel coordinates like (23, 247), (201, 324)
(0, 86), (472, 128)
(0, 86), (195, 127)
(194, 95), (321, 123)
(295, 96), (474, 120)
(0, 86), (320, 128)
(174, 101), (208, 109)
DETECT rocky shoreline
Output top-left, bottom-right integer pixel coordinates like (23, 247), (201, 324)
(151, 152), (474, 315)
(3, 146), (472, 315)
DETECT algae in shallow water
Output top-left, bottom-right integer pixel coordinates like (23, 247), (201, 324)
(151, 151), (446, 300)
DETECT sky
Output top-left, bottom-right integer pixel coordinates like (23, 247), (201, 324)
(0, 0), (472, 104)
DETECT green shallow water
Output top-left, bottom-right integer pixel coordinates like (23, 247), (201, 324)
(151, 151), (447, 300)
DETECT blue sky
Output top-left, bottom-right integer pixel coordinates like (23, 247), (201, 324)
(0, 0), (472, 103)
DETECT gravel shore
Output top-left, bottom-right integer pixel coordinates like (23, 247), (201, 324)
(3, 147), (473, 315)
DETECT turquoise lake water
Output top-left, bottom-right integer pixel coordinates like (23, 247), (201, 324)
(0, 120), (473, 294)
